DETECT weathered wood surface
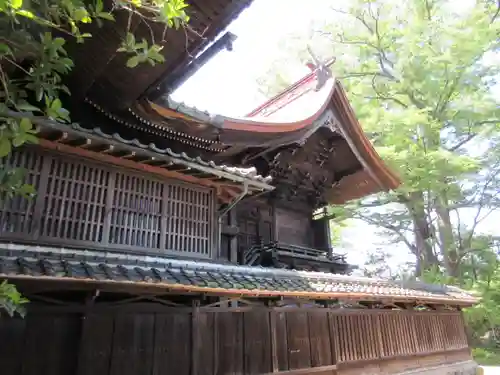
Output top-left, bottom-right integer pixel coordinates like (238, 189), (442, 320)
(0, 147), (215, 258)
(0, 304), (473, 375)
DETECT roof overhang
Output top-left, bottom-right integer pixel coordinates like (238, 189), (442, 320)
(144, 67), (401, 204)
(30, 117), (274, 202)
(0, 244), (479, 306)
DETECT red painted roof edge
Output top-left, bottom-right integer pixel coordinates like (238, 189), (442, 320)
(246, 58), (337, 117)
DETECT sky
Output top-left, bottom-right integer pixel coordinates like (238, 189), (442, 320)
(172, 0), (335, 116)
(173, 0), (500, 268)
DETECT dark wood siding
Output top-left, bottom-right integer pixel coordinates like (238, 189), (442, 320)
(0, 147), (215, 258)
(275, 207), (312, 247)
(0, 304), (471, 375)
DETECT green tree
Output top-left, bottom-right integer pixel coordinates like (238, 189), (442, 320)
(260, 0), (500, 281)
(0, 0), (190, 315)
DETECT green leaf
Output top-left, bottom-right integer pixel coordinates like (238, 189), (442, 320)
(126, 55), (140, 68)
(10, 0), (22, 9)
(52, 38), (65, 48)
(12, 135), (26, 147)
(19, 118), (32, 132)
(17, 103), (40, 112)
(16, 9), (34, 18)
(0, 43), (13, 56)
(125, 32), (135, 47)
(50, 98), (62, 111)
(73, 8), (90, 23)
(24, 134), (38, 144)
(96, 0), (103, 13)
(0, 138), (12, 157)
(98, 12), (114, 21)
(18, 183), (36, 198)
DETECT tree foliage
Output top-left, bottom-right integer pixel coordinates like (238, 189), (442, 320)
(260, 0), (500, 362)
(260, 0), (500, 281)
(0, 0), (190, 315)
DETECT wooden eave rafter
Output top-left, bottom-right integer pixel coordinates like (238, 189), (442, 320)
(64, 0), (254, 110)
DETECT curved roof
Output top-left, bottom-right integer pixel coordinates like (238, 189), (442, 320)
(143, 63), (401, 204)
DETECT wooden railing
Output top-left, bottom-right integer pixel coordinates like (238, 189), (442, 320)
(243, 241), (347, 266)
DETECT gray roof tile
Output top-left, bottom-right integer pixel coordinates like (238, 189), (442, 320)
(38, 120), (273, 189)
(0, 245), (477, 305)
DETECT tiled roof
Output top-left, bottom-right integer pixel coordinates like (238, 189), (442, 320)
(38, 120), (273, 189)
(0, 245), (477, 306)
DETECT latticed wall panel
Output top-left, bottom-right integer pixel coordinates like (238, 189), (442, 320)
(329, 310), (469, 365)
(0, 147), (215, 257)
(40, 157), (110, 243)
(110, 173), (163, 249)
(0, 148), (43, 235)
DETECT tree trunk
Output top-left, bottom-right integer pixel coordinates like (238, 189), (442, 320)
(402, 192), (439, 276)
(435, 193), (460, 279)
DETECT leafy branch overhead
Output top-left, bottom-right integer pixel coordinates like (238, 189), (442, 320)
(0, 0), (190, 315)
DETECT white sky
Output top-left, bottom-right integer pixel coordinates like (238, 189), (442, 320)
(173, 0), (500, 267)
(172, 0), (334, 116)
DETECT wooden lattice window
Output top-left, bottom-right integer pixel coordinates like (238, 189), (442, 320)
(110, 173), (164, 249)
(0, 147), (216, 258)
(164, 184), (212, 256)
(0, 149), (43, 234)
(40, 158), (110, 243)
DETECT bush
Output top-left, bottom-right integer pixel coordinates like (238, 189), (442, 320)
(473, 347), (500, 366)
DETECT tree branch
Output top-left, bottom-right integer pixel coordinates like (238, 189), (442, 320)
(492, 0), (500, 23)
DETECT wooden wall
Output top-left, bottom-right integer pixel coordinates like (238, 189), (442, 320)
(234, 198), (327, 257)
(0, 304), (471, 375)
(0, 147), (216, 259)
(275, 206), (312, 247)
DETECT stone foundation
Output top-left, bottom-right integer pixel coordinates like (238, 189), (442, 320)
(338, 359), (478, 375)
(398, 360), (478, 375)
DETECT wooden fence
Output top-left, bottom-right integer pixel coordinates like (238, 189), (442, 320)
(0, 304), (470, 375)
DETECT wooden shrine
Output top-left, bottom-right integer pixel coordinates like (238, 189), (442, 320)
(0, 1), (478, 374)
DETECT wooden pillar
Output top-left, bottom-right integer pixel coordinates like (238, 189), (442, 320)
(271, 201), (278, 242)
(191, 301), (200, 375)
(228, 209), (238, 264)
(324, 218), (334, 259)
(269, 311), (279, 373)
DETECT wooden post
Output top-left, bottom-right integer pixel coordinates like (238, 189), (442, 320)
(75, 291), (97, 375)
(101, 172), (116, 246)
(31, 156), (52, 239)
(270, 310), (279, 373)
(191, 301), (200, 375)
(228, 208), (238, 264)
(375, 313), (385, 358)
(271, 200), (278, 242)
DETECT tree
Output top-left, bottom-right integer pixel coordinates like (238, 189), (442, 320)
(259, 0), (500, 282)
(0, 0), (190, 315)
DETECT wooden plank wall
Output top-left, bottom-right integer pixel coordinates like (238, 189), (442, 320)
(0, 307), (470, 375)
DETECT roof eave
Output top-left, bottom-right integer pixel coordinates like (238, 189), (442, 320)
(34, 119), (274, 193)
